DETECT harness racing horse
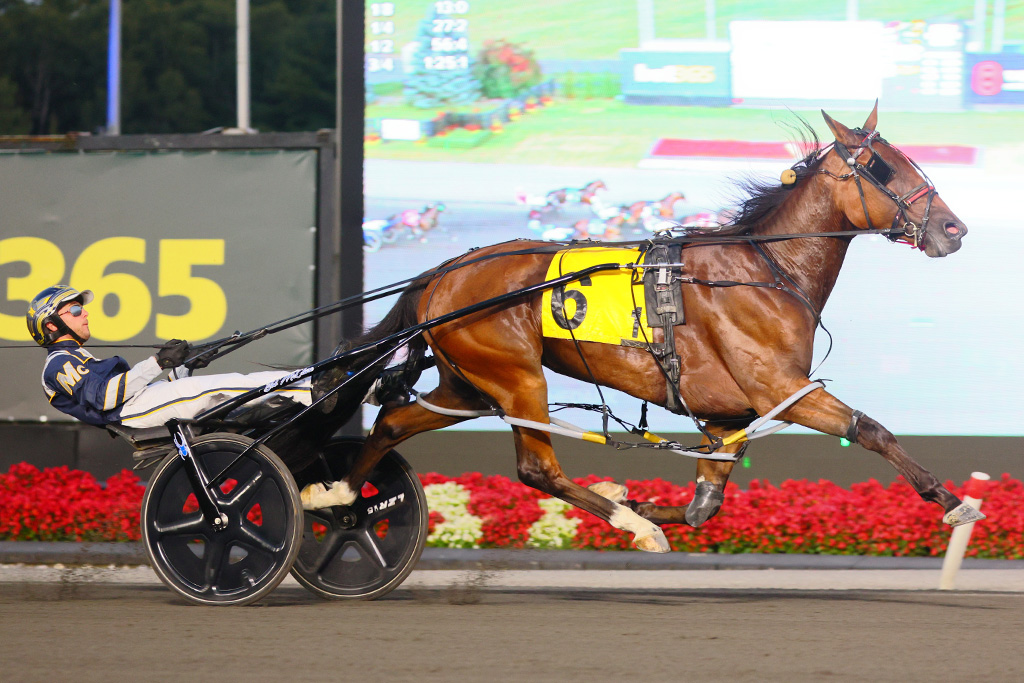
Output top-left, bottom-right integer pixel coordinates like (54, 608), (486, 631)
(300, 106), (982, 552)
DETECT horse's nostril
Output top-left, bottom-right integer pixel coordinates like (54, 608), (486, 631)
(944, 222), (965, 238)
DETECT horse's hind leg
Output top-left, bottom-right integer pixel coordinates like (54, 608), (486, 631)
(511, 422), (670, 552)
(476, 368), (669, 552)
(610, 421), (750, 528)
(299, 384), (483, 510)
(760, 383), (980, 526)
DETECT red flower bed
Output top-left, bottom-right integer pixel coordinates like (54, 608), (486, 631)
(2, 463), (1021, 558)
(0, 463), (143, 542)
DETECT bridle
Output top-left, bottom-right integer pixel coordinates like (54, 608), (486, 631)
(818, 129), (937, 249)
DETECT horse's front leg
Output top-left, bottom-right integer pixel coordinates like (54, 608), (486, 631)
(766, 383), (983, 527)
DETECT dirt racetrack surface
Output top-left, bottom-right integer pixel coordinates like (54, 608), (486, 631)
(3, 580), (1024, 682)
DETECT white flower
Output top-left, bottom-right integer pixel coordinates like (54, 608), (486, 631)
(424, 482), (483, 549)
(527, 497), (581, 549)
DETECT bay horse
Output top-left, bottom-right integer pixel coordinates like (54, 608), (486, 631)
(300, 105), (982, 552)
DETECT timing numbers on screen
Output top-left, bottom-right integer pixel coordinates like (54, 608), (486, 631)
(424, 55), (469, 70)
(432, 18), (468, 33)
(369, 40), (394, 54)
(371, 21), (394, 35)
(370, 3), (395, 17)
(368, 57), (395, 72)
(0, 236), (227, 342)
(434, 1), (470, 14)
(431, 37), (468, 52)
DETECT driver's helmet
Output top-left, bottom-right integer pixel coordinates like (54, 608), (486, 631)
(26, 285), (94, 346)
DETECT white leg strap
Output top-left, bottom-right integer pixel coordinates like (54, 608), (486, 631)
(414, 384), (826, 460)
(721, 381), (826, 446)
(413, 393), (497, 418)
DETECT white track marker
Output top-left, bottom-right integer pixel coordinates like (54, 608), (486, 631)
(939, 472), (990, 590)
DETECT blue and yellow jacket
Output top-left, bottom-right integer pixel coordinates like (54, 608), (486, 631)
(41, 340), (163, 426)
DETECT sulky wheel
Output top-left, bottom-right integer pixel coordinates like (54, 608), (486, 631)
(141, 433), (303, 606)
(290, 436), (428, 600)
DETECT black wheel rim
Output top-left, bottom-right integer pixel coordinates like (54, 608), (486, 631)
(145, 442), (297, 603)
(291, 439), (426, 598)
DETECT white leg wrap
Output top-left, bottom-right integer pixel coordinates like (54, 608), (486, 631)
(609, 504), (669, 553)
(300, 480), (357, 510)
(588, 481), (628, 504)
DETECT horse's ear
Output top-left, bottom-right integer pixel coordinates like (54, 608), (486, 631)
(862, 99), (879, 132)
(821, 110), (859, 145)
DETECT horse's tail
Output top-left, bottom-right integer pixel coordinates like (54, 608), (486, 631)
(312, 280), (429, 423)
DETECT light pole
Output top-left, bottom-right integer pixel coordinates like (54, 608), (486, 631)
(235, 0), (251, 132)
(106, 0), (121, 135)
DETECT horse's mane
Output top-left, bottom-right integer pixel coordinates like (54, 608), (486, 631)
(692, 118), (825, 237)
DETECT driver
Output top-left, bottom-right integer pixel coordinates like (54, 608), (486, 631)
(28, 285), (311, 429)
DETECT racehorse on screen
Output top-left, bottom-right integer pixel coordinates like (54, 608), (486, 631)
(302, 105), (981, 552)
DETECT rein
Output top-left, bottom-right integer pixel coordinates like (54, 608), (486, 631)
(0, 226), (901, 354)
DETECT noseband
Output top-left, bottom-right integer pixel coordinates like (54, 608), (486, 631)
(823, 130), (936, 248)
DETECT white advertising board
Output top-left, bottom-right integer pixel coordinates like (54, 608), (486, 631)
(729, 21), (884, 102)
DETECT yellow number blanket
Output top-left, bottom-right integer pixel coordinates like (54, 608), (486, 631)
(540, 246), (655, 347)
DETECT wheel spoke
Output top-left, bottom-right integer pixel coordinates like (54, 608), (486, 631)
(153, 514), (206, 536)
(203, 538), (227, 590)
(304, 507), (338, 527)
(238, 522), (286, 554)
(223, 470), (264, 509)
(308, 530), (346, 574)
(354, 528), (388, 568)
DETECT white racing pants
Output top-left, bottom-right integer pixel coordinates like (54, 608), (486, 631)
(118, 371), (311, 428)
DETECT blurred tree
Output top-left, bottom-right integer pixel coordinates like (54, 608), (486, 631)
(0, 0), (106, 134)
(0, 0), (338, 134)
(120, 0), (235, 133)
(0, 76), (32, 134)
(251, 0), (336, 131)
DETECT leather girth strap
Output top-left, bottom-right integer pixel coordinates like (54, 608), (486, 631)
(642, 243), (685, 413)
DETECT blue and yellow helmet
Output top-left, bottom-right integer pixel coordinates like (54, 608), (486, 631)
(26, 285), (94, 346)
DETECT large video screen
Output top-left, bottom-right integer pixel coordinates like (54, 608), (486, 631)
(363, 1), (1024, 436)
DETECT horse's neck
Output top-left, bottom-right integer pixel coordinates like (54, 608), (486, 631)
(752, 182), (853, 313)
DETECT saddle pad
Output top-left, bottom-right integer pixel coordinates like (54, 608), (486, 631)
(541, 247), (654, 347)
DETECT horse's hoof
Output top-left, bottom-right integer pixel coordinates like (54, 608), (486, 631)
(300, 481), (357, 510)
(589, 481), (628, 503)
(943, 503), (986, 527)
(300, 483), (328, 510)
(634, 529), (670, 553)
(685, 481), (724, 528)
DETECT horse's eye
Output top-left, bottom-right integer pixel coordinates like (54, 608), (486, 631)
(864, 153), (895, 185)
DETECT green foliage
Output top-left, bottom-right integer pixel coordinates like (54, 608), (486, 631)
(0, 0), (106, 135)
(474, 39), (542, 99)
(557, 71), (621, 99)
(0, 0), (337, 135)
(0, 77), (31, 134)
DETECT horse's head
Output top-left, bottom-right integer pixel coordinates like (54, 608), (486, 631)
(821, 104), (967, 257)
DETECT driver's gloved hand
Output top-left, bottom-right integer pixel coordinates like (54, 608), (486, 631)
(156, 339), (191, 369)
